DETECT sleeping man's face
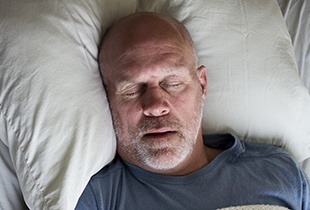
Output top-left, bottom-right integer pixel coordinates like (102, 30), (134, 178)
(100, 13), (208, 175)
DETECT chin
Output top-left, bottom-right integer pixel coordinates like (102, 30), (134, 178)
(143, 148), (191, 172)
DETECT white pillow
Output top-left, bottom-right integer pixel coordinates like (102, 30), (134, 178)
(277, 0), (310, 93)
(1, 0), (310, 209)
(0, 0), (136, 209)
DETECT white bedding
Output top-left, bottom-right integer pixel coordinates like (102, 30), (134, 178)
(218, 205), (289, 210)
(0, 0), (310, 209)
(277, 0), (310, 176)
(277, 0), (310, 93)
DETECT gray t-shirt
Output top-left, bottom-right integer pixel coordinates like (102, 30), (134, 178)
(75, 134), (310, 210)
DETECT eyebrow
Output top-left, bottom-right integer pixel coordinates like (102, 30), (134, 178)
(116, 80), (139, 93)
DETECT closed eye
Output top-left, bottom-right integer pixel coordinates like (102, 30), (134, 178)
(170, 83), (181, 87)
(122, 84), (146, 98)
(161, 81), (186, 93)
(163, 82), (181, 89)
(124, 91), (138, 97)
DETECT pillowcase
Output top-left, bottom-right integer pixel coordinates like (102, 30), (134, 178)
(0, 0), (136, 209)
(1, 0), (309, 209)
(196, 0), (310, 172)
(277, 0), (310, 93)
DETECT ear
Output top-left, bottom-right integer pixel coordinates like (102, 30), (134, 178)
(197, 65), (207, 100)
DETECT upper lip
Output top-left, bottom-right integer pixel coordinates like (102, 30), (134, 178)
(144, 128), (175, 135)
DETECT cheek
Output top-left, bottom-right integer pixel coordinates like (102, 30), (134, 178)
(110, 101), (142, 129)
(173, 87), (203, 113)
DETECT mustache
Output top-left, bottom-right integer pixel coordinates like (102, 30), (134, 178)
(137, 117), (182, 134)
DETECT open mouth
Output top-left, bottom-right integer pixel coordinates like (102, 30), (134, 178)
(144, 131), (176, 138)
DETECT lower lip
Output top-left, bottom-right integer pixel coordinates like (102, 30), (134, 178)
(144, 131), (176, 139)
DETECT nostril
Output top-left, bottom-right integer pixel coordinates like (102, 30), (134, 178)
(143, 105), (170, 117)
(142, 87), (170, 117)
(143, 100), (170, 117)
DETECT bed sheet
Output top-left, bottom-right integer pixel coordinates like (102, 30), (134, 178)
(277, 0), (310, 93)
(1, 0), (310, 209)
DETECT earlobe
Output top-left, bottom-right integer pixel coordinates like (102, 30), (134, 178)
(197, 65), (207, 98)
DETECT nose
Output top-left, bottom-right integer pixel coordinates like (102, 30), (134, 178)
(142, 87), (170, 117)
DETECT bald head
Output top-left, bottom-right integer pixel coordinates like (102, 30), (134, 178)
(98, 12), (208, 175)
(99, 12), (198, 85)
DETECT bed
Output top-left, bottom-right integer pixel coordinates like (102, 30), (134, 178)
(0, 0), (309, 209)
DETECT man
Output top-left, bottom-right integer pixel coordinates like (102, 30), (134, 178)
(75, 12), (309, 209)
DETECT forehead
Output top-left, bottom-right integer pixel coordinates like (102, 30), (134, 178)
(104, 38), (195, 83)
(113, 49), (192, 84)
